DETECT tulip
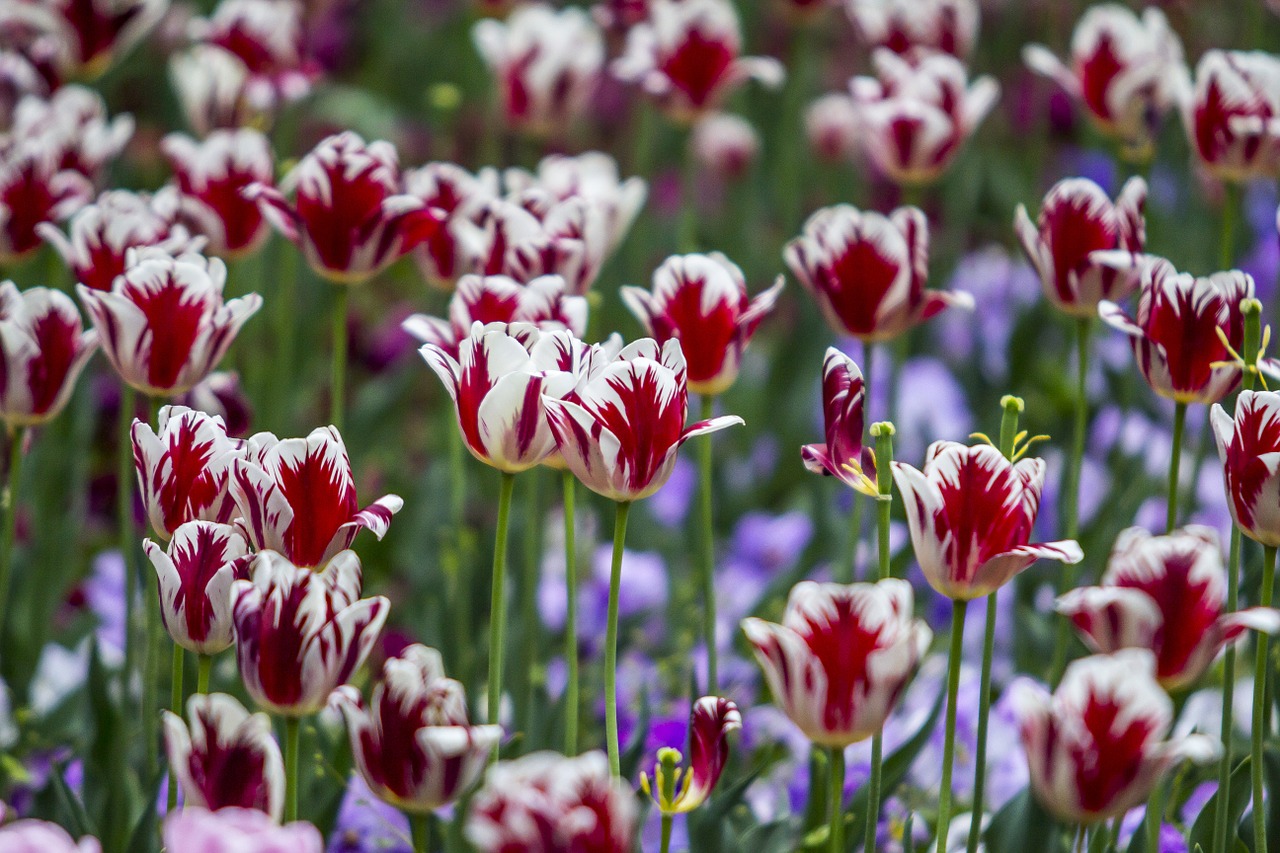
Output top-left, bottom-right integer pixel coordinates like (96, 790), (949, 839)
(0, 819), (100, 853)
(12, 86), (134, 183)
(0, 140), (92, 264)
(190, 0), (320, 113)
(170, 44), (265, 136)
(403, 162), (500, 288)
(503, 152), (646, 255)
(37, 0), (164, 79)
(845, 0), (979, 59)
(162, 692), (286, 820)
(162, 807), (323, 853)
(1212, 389), (1280, 547)
(161, 128), (276, 258)
(690, 112), (760, 180)
(1010, 649), (1221, 825)
(804, 93), (860, 164)
(0, 282), (99, 428)
(1180, 50), (1280, 183)
(131, 405), (242, 540)
(0, 52), (47, 128)
(144, 520), (251, 656)
(801, 347), (879, 497)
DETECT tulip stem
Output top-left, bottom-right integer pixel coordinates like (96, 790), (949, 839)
(660, 814), (674, 853)
(679, 135), (699, 253)
(118, 385), (138, 728)
(167, 642), (184, 813)
(1167, 402), (1186, 533)
(699, 393), (718, 691)
(1221, 182), (1240, 271)
(487, 472), (516, 738)
(144, 396), (162, 770)
(865, 421), (895, 853)
(1051, 317), (1091, 683)
(829, 744), (845, 853)
(331, 285), (348, 431)
(272, 238), (298, 433)
(410, 812), (429, 853)
(284, 716), (300, 822)
(0, 426), (24, 654)
(196, 654), (211, 695)
(936, 598), (968, 853)
(605, 500), (632, 778)
(517, 470), (541, 746)
(1252, 544), (1277, 851)
(563, 470), (579, 755)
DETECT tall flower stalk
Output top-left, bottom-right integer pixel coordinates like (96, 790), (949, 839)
(489, 473), (515, 735)
(1253, 543), (1277, 851)
(604, 500), (631, 776)
(0, 427), (24, 656)
(864, 420), (894, 853)
(1051, 318), (1091, 681)
(331, 286), (348, 430)
(936, 597), (968, 853)
(562, 470), (579, 753)
(699, 394), (718, 688)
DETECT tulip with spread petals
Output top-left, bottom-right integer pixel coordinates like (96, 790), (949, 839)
(161, 128), (275, 258)
(1024, 5), (1184, 159)
(845, 0), (979, 59)
(612, 0), (785, 123)
(12, 86), (134, 184)
(0, 819), (100, 853)
(163, 807), (323, 853)
(145, 520), (251, 655)
(190, 0), (320, 115)
(641, 696), (740, 819)
(0, 141), (92, 264)
(77, 248), (262, 398)
(1010, 650), (1221, 824)
(0, 282), (98, 428)
(465, 751), (638, 853)
(503, 152), (646, 255)
(1180, 50), (1280, 183)
(1212, 390), (1280, 547)
(801, 348), (878, 497)
(162, 692), (285, 819)
(332, 644), (502, 815)
(1057, 526), (1280, 690)
(621, 253), (782, 396)
(230, 425), (403, 569)
(784, 204), (973, 343)
(132, 405), (242, 540)
(403, 162), (500, 288)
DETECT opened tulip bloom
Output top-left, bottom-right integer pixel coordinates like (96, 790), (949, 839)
(801, 347), (879, 497)
(502, 152), (647, 256)
(0, 819), (100, 853)
(0, 142), (92, 264)
(1180, 50), (1280, 182)
(641, 696), (741, 815)
(403, 162), (500, 288)
(162, 692), (285, 820)
(1011, 650), (1221, 824)
(0, 282), (98, 428)
(190, 0), (321, 113)
(132, 405), (243, 539)
(13, 85), (133, 183)
(845, 0), (979, 58)
(1212, 389), (1280, 546)
(161, 128), (275, 258)
(621, 252), (782, 396)
(144, 520), (251, 655)
(162, 808), (323, 853)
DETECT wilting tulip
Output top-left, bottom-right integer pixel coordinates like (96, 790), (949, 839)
(845, 0), (979, 58)
(190, 0), (320, 112)
(892, 441), (1083, 600)
(132, 405), (242, 539)
(230, 425), (403, 569)
(465, 751), (638, 853)
(403, 162), (500, 288)
(144, 521), (251, 655)
(232, 550), (389, 717)
(332, 644), (502, 814)
(641, 696), (741, 814)
(1010, 650), (1221, 824)
(544, 337), (743, 502)
(1212, 389), (1280, 547)
(1058, 526), (1280, 690)
(0, 819), (100, 853)
(1180, 50), (1280, 183)
(1100, 260), (1254, 405)
(621, 253), (781, 396)
(805, 93), (860, 163)
(161, 128), (275, 258)
(162, 692), (285, 819)
(246, 131), (442, 284)
(801, 348), (878, 497)
(1014, 176), (1147, 317)
(743, 579), (930, 746)
(403, 273), (588, 359)
(0, 141), (92, 263)
(690, 112), (759, 180)
(39, 190), (193, 293)
(473, 3), (605, 136)
(784, 204), (972, 343)
(12, 86), (134, 184)
(850, 49), (998, 186)
(77, 248), (262, 398)
(162, 808), (323, 853)
(503, 152), (646, 255)
(0, 282), (98, 428)
(1024, 5), (1184, 157)
(170, 44), (264, 136)
(612, 0), (785, 123)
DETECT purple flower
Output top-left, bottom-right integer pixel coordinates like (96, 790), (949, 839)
(326, 775), (411, 853)
(1117, 810), (1187, 853)
(889, 358), (974, 464)
(83, 550), (128, 664)
(935, 246), (1038, 380)
(729, 510), (813, 572)
(649, 456), (696, 527)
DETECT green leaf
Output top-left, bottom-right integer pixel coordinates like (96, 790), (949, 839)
(1188, 755), (1251, 851)
(983, 787), (1064, 853)
(48, 761), (95, 840)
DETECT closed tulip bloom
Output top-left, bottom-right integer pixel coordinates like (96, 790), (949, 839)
(77, 248), (262, 397)
(403, 162), (500, 288)
(503, 152), (646, 255)
(1010, 650), (1221, 824)
(742, 579), (931, 747)
(246, 131), (442, 284)
(132, 405), (242, 540)
(145, 520), (251, 655)
(0, 282), (98, 428)
(612, 0), (785, 123)
(0, 819), (100, 853)
(473, 3), (605, 137)
(161, 128), (275, 258)
(801, 348), (877, 497)
(690, 112), (759, 180)
(1057, 526), (1280, 690)
(162, 692), (285, 820)
(1100, 259), (1254, 405)
(543, 337), (743, 502)
(845, 0), (979, 59)
(0, 141), (92, 264)
(230, 425), (403, 569)
(163, 807), (323, 853)
(892, 441), (1084, 600)
(1181, 50), (1280, 182)
(784, 204), (973, 343)
(465, 751), (638, 853)
(1212, 389), (1280, 547)
(1015, 176), (1147, 317)
(805, 93), (860, 163)
(332, 644), (502, 814)
(1024, 5), (1184, 157)
(170, 44), (264, 136)
(641, 696), (741, 814)
(232, 550), (389, 717)
(621, 252), (782, 396)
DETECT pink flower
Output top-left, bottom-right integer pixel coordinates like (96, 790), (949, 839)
(891, 441), (1083, 600)
(402, 162), (500, 289)
(0, 281), (97, 428)
(145, 520), (251, 655)
(332, 644), (502, 814)
(612, 0), (784, 123)
(1212, 389), (1280, 547)
(621, 252), (781, 396)
(690, 112), (759, 180)
(784, 204), (972, 343)
(77, 248), (262, 397)
(132, 405), (243, 540)
(742, 579), (931, 746)
(0, 819), (100, 853)
(1014, 176), (1146, 317)
(161, 128), (275, 258)
(465, 751), (638, 853)
(0, 140), (92, 263)
(801, 347), (877, 497)
(805, 94), (860, 163)
(162, 807), (323, 853)
(231, 550), (389, 717)
(641, 696), (741, 814)
(1100, 259), (1255, 405)
(543, 337), (743, 502)
(845, 0), (979, 59)
(1057, 526), (1280, 691)
(230, 425), (403, 569)
(1180, 50), (1280, 183)
(162, 692), (285, 820)
(1010, 650), (1220, 824)
(246, 131), (442, 284)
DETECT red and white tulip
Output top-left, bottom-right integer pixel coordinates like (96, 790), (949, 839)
(189, 0), (320, 114)
(132, 405), (243, 540)
(12, 86), (133, 183)
(805, 93), (860, 164)
(690, 112), (759, 180)
(144, 520), (252, 655)
(801, 348), (878, 497)
(641, 696), (741, 814)
(169, 44), (264, 136)
(0, 140), (91, 264)
(403, 162), (500, 288)
(892, 441), (1084, 601)
(1180, 50), (1280, 183)
(161, 128), (276, 258)
(36, 0), (165, 79)
(0, 282), (98, 428)
(845, 0), (979, 59)
(1212, 389), (1280, 547)
(503, 152), (646, 256)
(742, 579), (931, 746)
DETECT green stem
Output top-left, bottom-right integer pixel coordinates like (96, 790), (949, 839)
(517, 470), (541, 747)
(1252, 544), (1277, 851)
(936, 598), (968, 853)
(487, 473), (516, 735)
(829, 745), (845, 853)
(660, 815), (674, 853)
(0, 426), (24, 650)
(166, 642), (184, 812)
(284, 716), (300, 822)
(864, 421), (894, 853)
(272, 237), (297, 433)
(679, 132), (699, 253)
(562, 470), (579, 755)
(330, 286), (349, 431)
(118, 384), (137, 719)
(1167, 402), (1186, 533)
(143, 396), (162, 770)
(196, 654), (211, 696)
(1221, 182), (1240, 271)
(699, 394), (717, 691)
(410, 812), (430, 853)
(447, 423), (472, 693)
(1052, 318), (1092, 683)
(605, 500), (632, 778)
